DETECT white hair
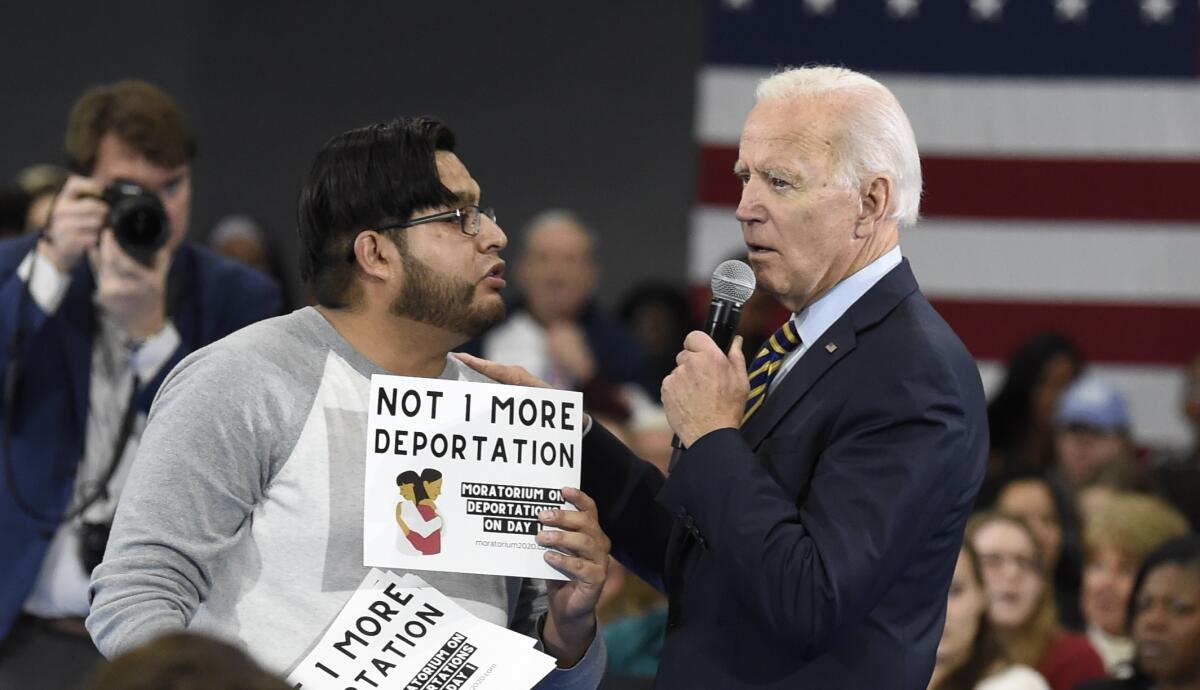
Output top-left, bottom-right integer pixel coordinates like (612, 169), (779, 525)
(755, 66), (922, 228)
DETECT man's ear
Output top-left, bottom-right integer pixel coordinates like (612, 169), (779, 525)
(351, 230), (402, 283)
(855, 174), (893, 237)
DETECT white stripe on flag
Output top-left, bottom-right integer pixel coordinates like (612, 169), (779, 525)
(690, 205), (1200, 302)
(697, 66), (1200, 157)
(906, 220), (1200, 302)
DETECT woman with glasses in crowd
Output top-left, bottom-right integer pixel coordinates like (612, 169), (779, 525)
(969, 513), (1106, 690)
(929, 539), (1050, 690)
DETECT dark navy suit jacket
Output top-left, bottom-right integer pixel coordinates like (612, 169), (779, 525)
(583, 260), (988, 689)
(0, 234), (280, 641)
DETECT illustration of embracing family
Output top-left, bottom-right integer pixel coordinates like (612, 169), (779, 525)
(394, 468), (444, 556)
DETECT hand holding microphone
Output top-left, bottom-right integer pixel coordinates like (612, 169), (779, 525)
(664, 260), (755, 468)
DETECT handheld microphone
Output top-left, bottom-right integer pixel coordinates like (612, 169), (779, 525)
(668, 260), (756, 470)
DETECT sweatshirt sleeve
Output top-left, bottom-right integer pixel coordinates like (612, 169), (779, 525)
(86, 343), (295, 657)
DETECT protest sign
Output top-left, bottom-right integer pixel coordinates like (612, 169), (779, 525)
(288, 569), (557, 690)
(364, 375), (583, 580)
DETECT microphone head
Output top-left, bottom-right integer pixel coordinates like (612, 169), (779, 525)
(711, 260), (756, 306)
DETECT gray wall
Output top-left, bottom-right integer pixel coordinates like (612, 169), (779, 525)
(0, 1), (704, 308)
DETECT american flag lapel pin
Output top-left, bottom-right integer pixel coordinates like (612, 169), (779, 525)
(825, 342), (837, 353)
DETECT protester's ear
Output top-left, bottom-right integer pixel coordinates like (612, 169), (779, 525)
(351, 230), (401, 282)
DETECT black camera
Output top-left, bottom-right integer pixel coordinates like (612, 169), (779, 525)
(100, 179), (169, 266)
(78, 521), (111, 573)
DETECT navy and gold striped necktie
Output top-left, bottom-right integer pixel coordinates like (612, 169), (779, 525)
(743, 320), (802, 423)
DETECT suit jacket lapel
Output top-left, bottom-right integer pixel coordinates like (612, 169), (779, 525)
(740, 321), (856, 450)
(662, 260), (922, 611)
(739, 259), (921, 450)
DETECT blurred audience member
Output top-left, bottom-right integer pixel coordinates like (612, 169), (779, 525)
(17, 164), (68, 232)
(79, 632), (289, 690)
(0, 80), (280, 688)
(617, 282), (692, 384)
(1077, 535), (1200, 690)
(1076, 461), (1158, 529)
(1053, 377), (1135, 493)
(1049, 376), (1138, 631)
(1152, 353), (1200, 531)
(970, 512), (1106, 690)
(929, 541), (1049, 690)
(468, 209), (656, 418)
(207, 214), (292, 310)
(624, 386), (674, 476)
(1175, 353), (1200, 465)
(1081, 494), (1191, 677)
(598, 559), (667, 682)
(995, 473), (1083, 630)
(987, 333), (1084, 475)
(208, 214), (271, 274)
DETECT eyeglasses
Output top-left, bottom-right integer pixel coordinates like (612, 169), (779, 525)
(379, 204), (497, 237)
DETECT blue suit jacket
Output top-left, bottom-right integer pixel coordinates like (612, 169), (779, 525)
(583, 260), (988, 689)
(0, 234), (280, 641)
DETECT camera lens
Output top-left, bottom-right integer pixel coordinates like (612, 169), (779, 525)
(101, 180), (169, 265)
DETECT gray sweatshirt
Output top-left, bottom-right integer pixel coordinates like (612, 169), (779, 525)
(87, 307), (603, 688)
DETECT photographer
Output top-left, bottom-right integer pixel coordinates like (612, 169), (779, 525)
(0, 80), (280, 687)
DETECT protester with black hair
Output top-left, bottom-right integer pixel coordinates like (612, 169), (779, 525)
(88, 117), (608, 687)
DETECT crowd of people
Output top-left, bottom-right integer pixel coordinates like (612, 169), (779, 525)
(1, 72), (1198, 690)
(920, 341), (1200, 690)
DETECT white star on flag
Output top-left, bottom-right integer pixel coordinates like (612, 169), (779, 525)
(886, 0), (921, 19)
(1054, 0), (1089, 22)
(802, 0), (837, 16)
(1140, 0), (1176, 22)
(969, 0), (1004, 22)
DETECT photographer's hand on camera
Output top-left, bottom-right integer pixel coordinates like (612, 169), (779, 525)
(37, 174), (107, 274)
(89, 231), (169, 340)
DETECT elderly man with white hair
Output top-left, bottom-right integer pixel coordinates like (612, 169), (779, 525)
(461, 65), (989, 688)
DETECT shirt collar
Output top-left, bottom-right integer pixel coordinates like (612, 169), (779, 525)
(791, 245), (903, 348)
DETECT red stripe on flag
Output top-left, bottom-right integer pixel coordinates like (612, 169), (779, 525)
(691, 286), (1199, 366)
(931, 299), (1200, 365)
(698, 145), (1200, 221)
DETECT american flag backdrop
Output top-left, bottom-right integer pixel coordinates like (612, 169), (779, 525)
(690, 0), (1200, 448)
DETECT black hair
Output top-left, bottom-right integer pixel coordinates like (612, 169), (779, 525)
(297, 117), (458, 308)
(1123, 535), (1200, 684)
(976, 466), (1054, 512)
(1127, 535), (1200, 629)
(397, 469), (441, 502)
(987, 332), (1084, 454)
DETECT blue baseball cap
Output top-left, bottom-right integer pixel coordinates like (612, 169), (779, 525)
(1055, 376), (1130, 433)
